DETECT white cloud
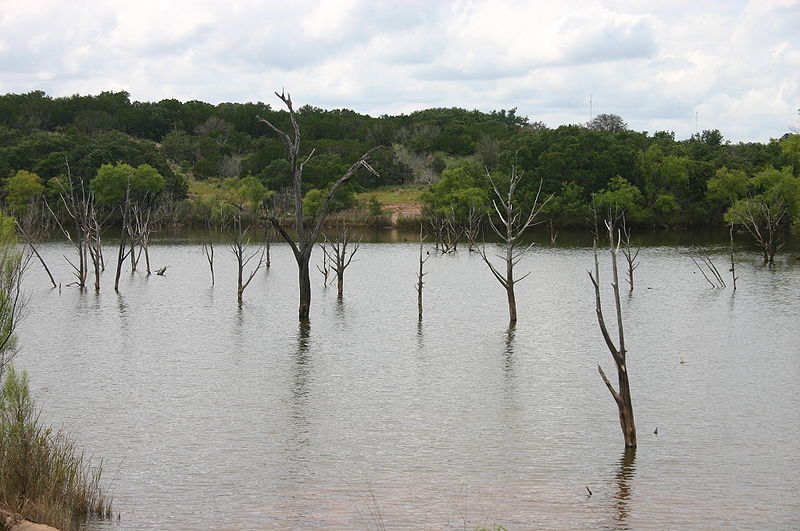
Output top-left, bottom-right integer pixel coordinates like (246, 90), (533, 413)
(0, 0), (797, 141)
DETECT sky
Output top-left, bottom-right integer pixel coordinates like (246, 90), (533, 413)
(0, 0), (798, 142)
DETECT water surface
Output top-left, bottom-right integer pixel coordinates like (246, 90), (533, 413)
(16, 234), (800, 530)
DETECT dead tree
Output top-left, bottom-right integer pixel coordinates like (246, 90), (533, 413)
(264, 225), (274, 268)
(316, 241), (332, 286)
(200, 216), (215, 285)
(228, 205), (266, 302)
(202, 240), (215, 285)
(689, 246), (726, 288)
(620, 218), (639, 292)
(588, 219), (637, 449)
(86, 199), (106, 291)
(257, 91), (381, 320)
(322, 222), (361, 297)
(425, 208), (461, 254)
(129, 201), (156, 274)
(46, 162), (96, 289)
(476, 169), (551, 323)
(548, 219), (559, 245)
(416, 225), (430, 320)
(113, 182), (134, 292)
(465, 204), (484, 252)
(729, 224), (738, 291)
(14, 201), (56, 289)
(727, 197), (788, 264)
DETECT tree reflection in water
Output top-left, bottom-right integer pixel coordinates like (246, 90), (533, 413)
(289, 320), (312, 452)
(503, 322), (516, 374)
(612, 448), (636, 527)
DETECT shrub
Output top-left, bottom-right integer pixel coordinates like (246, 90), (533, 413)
(0, 366), (112, 529)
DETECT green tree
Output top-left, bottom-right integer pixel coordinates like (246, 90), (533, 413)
(4, 170), (44, 211)
(238, 176), (271, 208)
(706, 167), (748, 206)
(90, 163), (164, 207)
(592, 176), (649, 221)
(724, 166), (799, 262)
(638, 145), (691, 209)
(420, 166), (488, 218)
(779, 134), (800, 170)
(546, 181), (589, 223)
(587, 113), (628, 133)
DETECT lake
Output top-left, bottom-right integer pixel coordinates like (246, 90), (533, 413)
(15, 231), (800, 530)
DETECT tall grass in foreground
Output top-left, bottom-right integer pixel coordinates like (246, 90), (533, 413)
(0, 365), (112, 530)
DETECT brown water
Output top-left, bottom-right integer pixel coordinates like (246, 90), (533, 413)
(15, 235), (800, 530)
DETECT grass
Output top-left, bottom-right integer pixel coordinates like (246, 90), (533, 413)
(187, 176), (225, 199)
(0, 365), (112, 530)
(356, 184), (425, 206)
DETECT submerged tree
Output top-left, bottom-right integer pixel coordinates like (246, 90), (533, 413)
(92, 163), (165, 276)
(46, 161), (100, 289)
(13, 199), (56, 289)
(620, 216), (639, 292)
(475, 168), (551, 323)
(227, 204), (266, 303)
(709, 165), (799, 264)
(589, 218), (637, 449)
(416, 225), (430, 320)
(257, 91), (381, 320)
(322, 222), (361, 297)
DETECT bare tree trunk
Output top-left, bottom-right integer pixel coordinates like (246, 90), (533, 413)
(14, 220), (56, 289)
(298, 257), (311, 320)
(144, 246), (151, 275)
(129, 240), (137, 271)
(114, 182), (133, 292)
(589, 219), (637, 449)
(729, 224), (738, 291)
(202, 241), (215, 285)
(416, 225), (429, 320)
(317, 241), (331, 285)
(690, 246), (726, 288)
(114, 228), (127, 291)
(505, 244), (518, 322)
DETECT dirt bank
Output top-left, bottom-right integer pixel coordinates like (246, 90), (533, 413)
(1, 509), (59, 531)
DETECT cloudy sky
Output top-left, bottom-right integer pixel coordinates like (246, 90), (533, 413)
(1, 0), (798, 142)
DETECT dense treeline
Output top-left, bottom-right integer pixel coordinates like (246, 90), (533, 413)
(0, 90), (798, 234)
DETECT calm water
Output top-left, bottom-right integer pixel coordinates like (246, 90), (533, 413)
(15, 233), (800, 530)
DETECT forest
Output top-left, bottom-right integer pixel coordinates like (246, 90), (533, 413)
(0, 90), (798, 241)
